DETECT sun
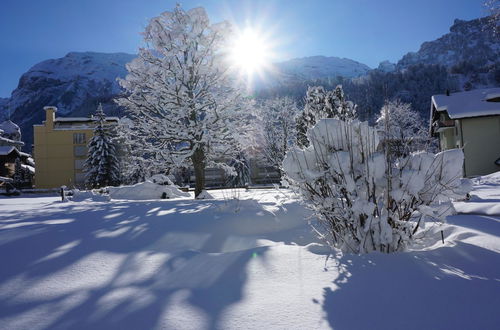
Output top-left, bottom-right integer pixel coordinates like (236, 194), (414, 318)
(229, 28), (271, 77)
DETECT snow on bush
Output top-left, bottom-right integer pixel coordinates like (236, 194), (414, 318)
(283, 118), (471, 253)
(108, 178), (189, 200)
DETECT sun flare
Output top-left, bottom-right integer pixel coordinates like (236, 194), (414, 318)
(229, 28), (271, 76)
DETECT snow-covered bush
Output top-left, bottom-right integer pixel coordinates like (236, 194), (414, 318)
(283, 118), (470, 253)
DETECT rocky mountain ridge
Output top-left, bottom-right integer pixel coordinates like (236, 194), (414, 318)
(0, 52), (135, 149)
(274, 55), (371, 80)
(397, 17), (499, 71)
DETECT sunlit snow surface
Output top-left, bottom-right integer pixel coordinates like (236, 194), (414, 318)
(0, 186), (499, 330)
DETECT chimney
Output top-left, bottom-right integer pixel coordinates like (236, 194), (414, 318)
(445, 89), (450, 96)
(43, 106), (57, 130)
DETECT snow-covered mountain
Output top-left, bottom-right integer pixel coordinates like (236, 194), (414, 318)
(0, 52), (371, 149)
(377, 60), (396, 73)
(1, 15), (497, 149)
(0, 52), (135, 149)
(274, 55), (371, 80)
(397, 16), (499, 70)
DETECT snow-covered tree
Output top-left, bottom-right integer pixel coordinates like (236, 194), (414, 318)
(117, 5), (248, 198)
(484, 0), (499, 35)
(85, 104), (120, 188)
(258, 96), (299, 175)
(111, 117), (153, 185)
(13, 158), (23, 188)
(376, 99), (434, 157)
(296, 85), (357, 147)
(284, 118), (471, 254)
(226, 152), (250, 187)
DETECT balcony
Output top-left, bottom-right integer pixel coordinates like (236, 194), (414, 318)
(433, 119), (455, 133)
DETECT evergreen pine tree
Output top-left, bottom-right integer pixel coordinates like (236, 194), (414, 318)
(13, 158), (23, 188)
(296, 85), (357, 148)
(85, 104), (120, 189)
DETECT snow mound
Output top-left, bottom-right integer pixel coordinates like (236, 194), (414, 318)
(454, 171), (500, 215)
(195, 189), (214, 200)
(70, 189), (110, 202)
(474, 171), (500, 185)
(147, 174), (174, 185)
(108, 181), (190, 200)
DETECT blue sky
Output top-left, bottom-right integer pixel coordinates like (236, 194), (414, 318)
(0, 0), (488, 97)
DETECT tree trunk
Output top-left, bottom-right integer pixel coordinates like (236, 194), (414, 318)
(192, 146), (206, 198)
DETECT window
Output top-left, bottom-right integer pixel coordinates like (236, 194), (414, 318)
(73, 133), (86, 144)
(75, 172), (86, 184)
(74, 159), (85, 170)
(74, 146), (87, 157)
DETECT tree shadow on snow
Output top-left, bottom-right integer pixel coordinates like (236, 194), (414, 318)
(0, 196), (311, 330)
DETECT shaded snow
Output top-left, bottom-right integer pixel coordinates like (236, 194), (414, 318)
(0, 186), (499, 329)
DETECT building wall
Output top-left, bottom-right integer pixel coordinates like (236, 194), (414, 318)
(34, 124), (92, 188)
(461, 115), (500, 176)
(34, 107), (94, 189)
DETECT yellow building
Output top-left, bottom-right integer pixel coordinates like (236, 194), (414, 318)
(33, 106), (118, 188)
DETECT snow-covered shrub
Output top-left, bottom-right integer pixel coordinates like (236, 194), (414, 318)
(283, 118), (470, 253)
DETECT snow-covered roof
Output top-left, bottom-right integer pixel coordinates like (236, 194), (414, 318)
(54, 117), (120, 123)
(0, 146), (18, 156)
(0, 120), (20, 135)
(0, 135), (24, 147)
(21, 164), (35, 174)
(432, 88), (500, 119)
(55, 117), (93, 122)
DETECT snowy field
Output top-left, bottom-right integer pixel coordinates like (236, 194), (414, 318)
(0, 182), (499, 330)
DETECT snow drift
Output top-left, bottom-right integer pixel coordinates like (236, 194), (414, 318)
(108, 177), (190, 200)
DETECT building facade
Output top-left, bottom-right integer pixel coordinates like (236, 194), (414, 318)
(430, 88), (500, 177)
(33, 106), (118, 188)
